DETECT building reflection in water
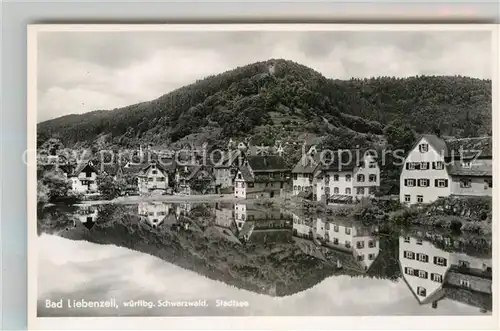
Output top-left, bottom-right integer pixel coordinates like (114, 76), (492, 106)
(74, 205), (98, 229)
(138, 202), (176, 228)
(399, 235), (492, 313)
(292, 213), (380, 273)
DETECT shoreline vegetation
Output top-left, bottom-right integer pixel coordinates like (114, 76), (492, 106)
(286, 195), (492, 236)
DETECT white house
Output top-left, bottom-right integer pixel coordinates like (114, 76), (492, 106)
(315, 150), (380, 203)
(400, 135), (492, 205)
(65, 160), (99, 194)
(291, 145), (321, 198)
(137, 161), (169, 194)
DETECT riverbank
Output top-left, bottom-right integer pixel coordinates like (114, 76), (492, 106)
(287, 195), (492, 235)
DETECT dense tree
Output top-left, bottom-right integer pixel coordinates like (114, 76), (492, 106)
(96, 174), (124, 200)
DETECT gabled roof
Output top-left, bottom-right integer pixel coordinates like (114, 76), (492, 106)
(410, 134), (492, 159)
(446, 160), (492, 177)
(247, 155), (288, 172)
(185, 165), (215, 181)
(292, 153), (322, 174)
(320, 149), (374, 172)
(237, 165), (255, 182)
(71, 160), (99, 177)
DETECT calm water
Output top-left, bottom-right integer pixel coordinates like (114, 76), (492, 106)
(37, 202), (492, 316)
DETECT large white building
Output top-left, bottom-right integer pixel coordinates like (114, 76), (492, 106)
(400, 135), (492, 205)
(292, 149), (380, 203)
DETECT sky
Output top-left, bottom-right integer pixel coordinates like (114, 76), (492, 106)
(37, 30), (492, 122)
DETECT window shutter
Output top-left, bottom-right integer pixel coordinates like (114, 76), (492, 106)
(432, 162), (436, 169)
(435, 179), (438, 187)
(404, 179), (408, 186)
(426, 180), (430, 187)
(406, 163), (410, 170)
(443, 258), (447, 266)
(445, 179), (448, 187)
(415, 163), (421, 170)
(433, 256), (437, 264)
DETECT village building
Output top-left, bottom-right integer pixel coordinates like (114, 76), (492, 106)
(213, 149), (245, 193)
(291, 149), (380, 203)
(399, 235), (492, 312)
(137, 161), (170, 194)
(63, 159), (100, 194)
(175, 164), (216, 195)
(74, 205), (99, 228)
(400, 135), (492, 205)
(233, 155), (291, 199)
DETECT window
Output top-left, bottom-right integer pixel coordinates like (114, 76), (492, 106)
(407, 162), (415, 170)
(356, 241), (365, 249)
(404, 251), (415, 259)
(417, 253), (429, 263)
(434, 257), (447, 266)
(485, 179), (492, 188)
(345, 228), (351, 235)
(334, 174), (339, 181)
(346, 174), (352, 182)
(368, 253), (375, 260)
(368, 240), (375, 248)
(334, 187), (339, 194)
(357, 174), (365, 182)
(418, 179), (429, 187)
(357, 255), (364, 261)
(405, 179), (416, 187)
(460, 279), (471, 288)
(433, 161), (444, 170)
(461, 161), (471, 169)
(346, 188), (351, 195)
(404, 195), (411, 203)
(420, 162), (429, 170)
(416, 239), (423, 245)
(152, 170), (158, 175)
(148, 212), (154, 216)
(369, 162), (377, 168)
(460, 178), (471, 188)
(333, 238), (339, 245)
(417, 195), (423, 203)
(345, 241), (351, 248)
(298, 186), (302, 192)
(293, 185), (297, 191)
(419, 143), (429, 153)
(369, 174), (377, 182)
(325, 175), (330, 183)
(431, 273), (443, 283)
(158, 211), (166, 216)
(334, 225), (339, 232)
(293, 173), (298, 180)
(435, 179), (448, 188)
(404, 236), (411, 243)
(417, 287), (427, 296)
(148, 177), (154, 182)
(356, 187), (365, 195)
(405, 267), (415, 276)
(418, 270), (428, 279)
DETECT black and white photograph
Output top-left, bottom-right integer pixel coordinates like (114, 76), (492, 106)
(28, 24), (496, 327)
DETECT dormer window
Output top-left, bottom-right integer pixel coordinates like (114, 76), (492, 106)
(461, 161), (471, 168)
(369, 162), (377, 168)
(419, 143), (429, 153)
(417, 287), (427, 297)
(433, 161), (444, 170)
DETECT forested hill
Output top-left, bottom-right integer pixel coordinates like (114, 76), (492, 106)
(37, 59), (492, 149)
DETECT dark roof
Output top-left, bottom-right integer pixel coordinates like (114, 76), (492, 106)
(292, 153), (322, 174)
(445, 137), (493, 158)
(213, 150), (243, 168)
(412, 135), (492, 159)
(185, 165), (214, 181)
(442, 284), (492, 311)
(101, 164), (122, 176)
(447, 160), (492, 177)
(297, 191), (313, 199)
(247, 155), (288, 172)
(71, 160), (99, 177)
(320, 149), (373, 172)
(238, 166), (255, 182)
